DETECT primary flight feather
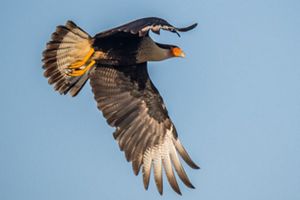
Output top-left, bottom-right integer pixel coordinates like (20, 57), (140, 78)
(42, 17), (199, 195)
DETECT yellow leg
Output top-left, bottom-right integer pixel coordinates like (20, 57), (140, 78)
(67, 60), (95, 77)
(68, 48), (95, 69)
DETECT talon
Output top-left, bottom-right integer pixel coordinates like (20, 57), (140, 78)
(68, 48), (95, 69)
(67, 60), (95, 77)
(69, 61), (84, 69)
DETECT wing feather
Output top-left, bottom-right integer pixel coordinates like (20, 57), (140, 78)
(143, 149), (152, 190)
(95, 17), (197, 38)
(89, 63), (199, 195)
(153, 145), (163, 194)
(169, 141), (195, 188)
(163, 151), (181, 195)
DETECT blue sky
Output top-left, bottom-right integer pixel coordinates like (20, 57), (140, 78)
(1, 0), (300, 199)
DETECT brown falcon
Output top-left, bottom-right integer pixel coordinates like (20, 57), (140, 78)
(42, 17), (199, 195)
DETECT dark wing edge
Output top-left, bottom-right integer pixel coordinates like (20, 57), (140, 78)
(95, 17), (198, 38)
(89, 63), (199, 195)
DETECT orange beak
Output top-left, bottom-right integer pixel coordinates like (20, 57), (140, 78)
(171, 47), (185, 58)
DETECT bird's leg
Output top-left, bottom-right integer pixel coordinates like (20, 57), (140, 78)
(68, 48), (95, 69)
(67, 60), (95, 77)
(66, 48), (95, 77)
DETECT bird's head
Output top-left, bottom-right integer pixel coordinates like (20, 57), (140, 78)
(156, 43), (185, 58)
(141, 42), (186, 62)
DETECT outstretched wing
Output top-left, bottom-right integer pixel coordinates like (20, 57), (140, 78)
(89, 63), (199, 195)
(95, 17), (197, 38)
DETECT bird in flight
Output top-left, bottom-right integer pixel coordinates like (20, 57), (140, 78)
(42, 17), (199, 195)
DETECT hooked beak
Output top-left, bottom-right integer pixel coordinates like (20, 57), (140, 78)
(179, 51), (186, 58)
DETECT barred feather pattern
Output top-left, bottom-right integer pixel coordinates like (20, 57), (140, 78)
(89, 64), (199, 195)
(42, 21), (93, 96)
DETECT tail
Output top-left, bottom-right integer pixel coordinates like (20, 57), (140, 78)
(42, 21), (96, 97)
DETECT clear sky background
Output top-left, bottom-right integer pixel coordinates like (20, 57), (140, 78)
(1, 0), (299, 199)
